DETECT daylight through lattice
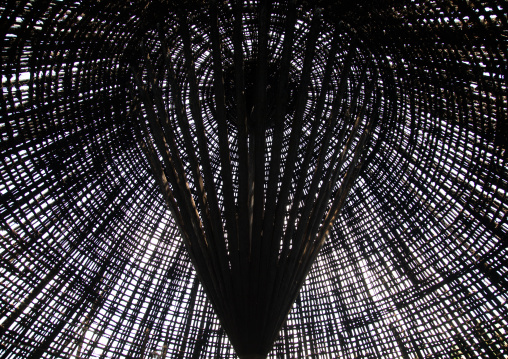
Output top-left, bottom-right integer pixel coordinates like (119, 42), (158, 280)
(1, 1), (507, 358)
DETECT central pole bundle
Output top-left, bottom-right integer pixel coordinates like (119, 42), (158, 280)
(131, 1), (379, 357)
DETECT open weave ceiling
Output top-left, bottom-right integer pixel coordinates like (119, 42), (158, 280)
(1, 0), (507, 358)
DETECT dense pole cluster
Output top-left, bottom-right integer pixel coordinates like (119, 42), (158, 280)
(1, 1), (507, 358)
(131, 2), (377, 356)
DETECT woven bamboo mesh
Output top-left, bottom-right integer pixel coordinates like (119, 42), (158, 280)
(1, 0), (507, 358)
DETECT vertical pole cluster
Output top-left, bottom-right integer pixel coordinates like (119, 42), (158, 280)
(131, 2), (378, 357)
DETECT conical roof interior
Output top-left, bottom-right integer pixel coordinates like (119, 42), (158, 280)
(1, 1), (507, 358)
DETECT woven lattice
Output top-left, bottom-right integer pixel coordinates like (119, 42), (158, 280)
(1, 1), (507, 358)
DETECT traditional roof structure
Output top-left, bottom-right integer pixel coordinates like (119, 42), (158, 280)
(1, 0), (507, 358)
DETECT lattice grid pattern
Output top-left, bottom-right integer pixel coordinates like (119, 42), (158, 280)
(1, 0), (507, 358)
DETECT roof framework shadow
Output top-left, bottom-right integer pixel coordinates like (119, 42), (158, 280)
(0, 0), (507, 358)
